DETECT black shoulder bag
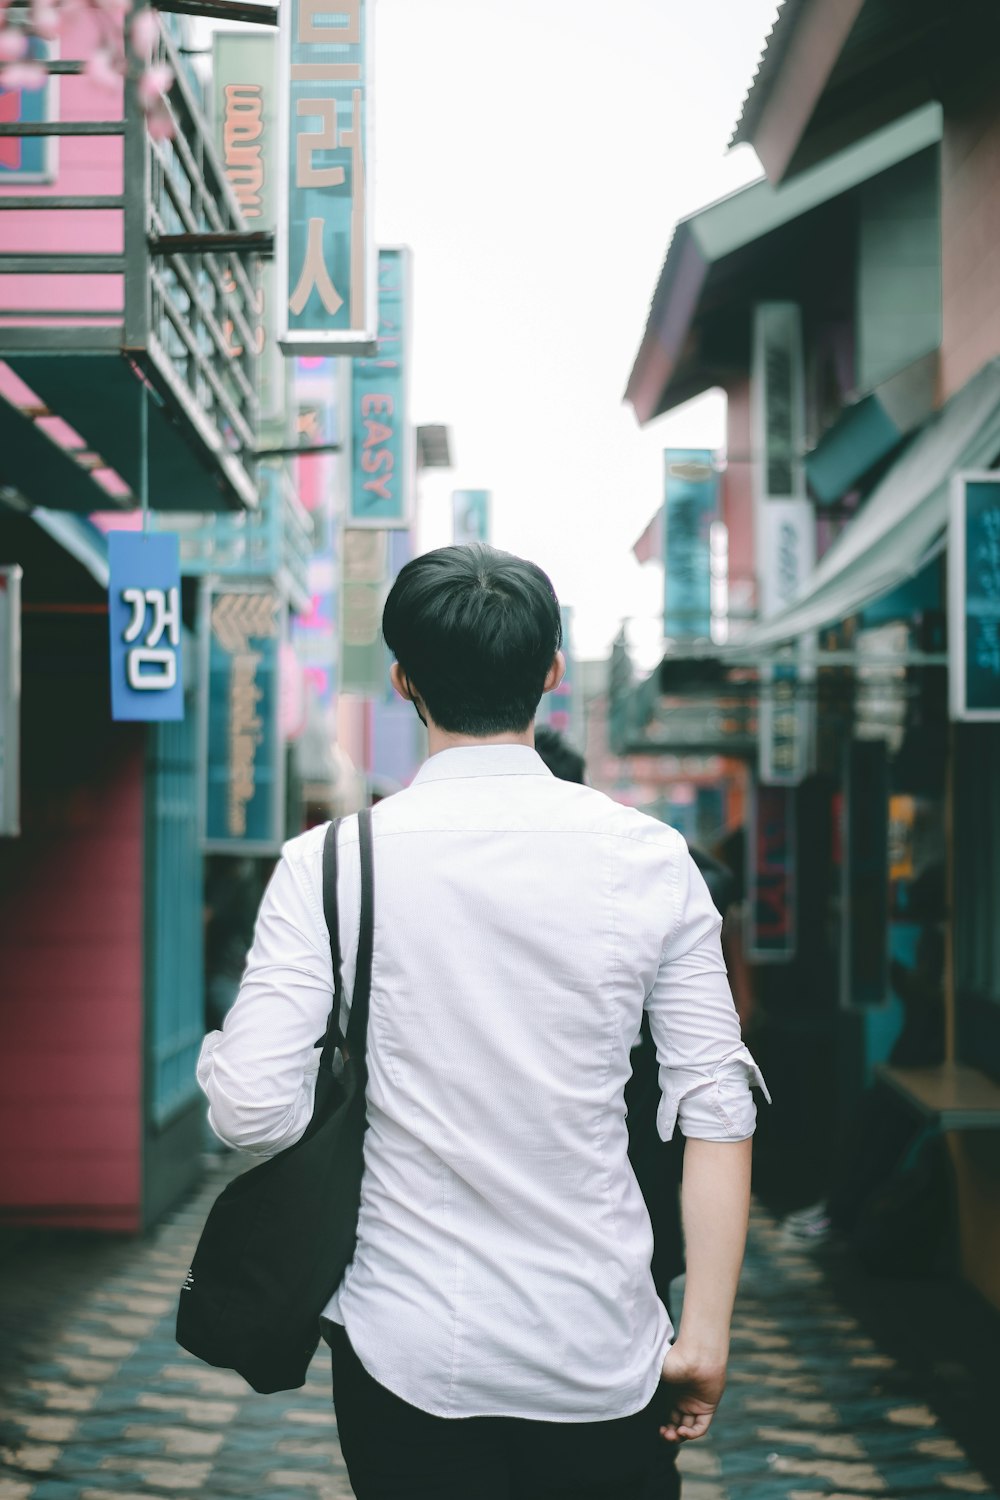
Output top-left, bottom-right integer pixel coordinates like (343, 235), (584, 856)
(176, 808), (374, 1395)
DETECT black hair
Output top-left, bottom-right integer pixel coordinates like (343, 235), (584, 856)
(382, 544), (562, 736)
(533, 725), (585, 784)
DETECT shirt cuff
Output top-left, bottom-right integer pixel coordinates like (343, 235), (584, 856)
(657, 1044), (770, 1143)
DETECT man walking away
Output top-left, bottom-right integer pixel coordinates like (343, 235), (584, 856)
(198, 545), (768, 1500)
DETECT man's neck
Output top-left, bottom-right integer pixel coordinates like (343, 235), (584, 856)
(426, 726), (535, 758)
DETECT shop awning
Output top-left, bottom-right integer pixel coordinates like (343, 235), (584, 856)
(740, 358), (1000, 649)
(626, 103), (941, 424)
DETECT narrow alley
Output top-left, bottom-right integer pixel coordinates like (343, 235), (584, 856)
(2, 1161), (998, 1500)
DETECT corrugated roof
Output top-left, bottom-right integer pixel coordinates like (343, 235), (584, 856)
(730, 0), (806, 148)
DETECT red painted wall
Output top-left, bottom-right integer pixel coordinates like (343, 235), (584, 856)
(0, 697), (144, 1232)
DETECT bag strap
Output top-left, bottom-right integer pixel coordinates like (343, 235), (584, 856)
(320, 808), (374, 1067)
(346, 806), (374, 1056)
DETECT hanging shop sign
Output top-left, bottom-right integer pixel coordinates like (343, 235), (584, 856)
(747, 781), (796, 963)
(452, 489), (492, 547)
(214, 31), (285, 431)
(292, 355), (343, 709)
(663, 449), (718, 641)
(201, 583), (286, 853)
(278, 0), (375, 356)
(949, 472), (1000, 721)
(350, 247), (413, 527)
(759, 656), (814, 786)
(0, 566), (21, 838)
(536, 606), (581, 741)
(840, 739), (889, 1008)
(107, 532), (184, 722)
(340, 528), (389, 696)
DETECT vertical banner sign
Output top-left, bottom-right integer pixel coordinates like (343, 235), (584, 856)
(213, 32), (284, 431)
(202, 584), (286, 852)
(536, 606), (582, 743)
(0, 566), (21, 837)
(340, 529), (389, 695)
(663, 450), (718, 640)
(350, 247), (412, 527)
(949, 473), (1000, 720)
(751, 302), (816, 783)
(452, 490), (492, 546)
(840, 740), (889, 1007)
(279, 0), (375, 355)
(107, 533), (184, 722)
(748, 781), (796, 963)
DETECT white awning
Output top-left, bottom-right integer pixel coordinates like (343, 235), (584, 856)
(742, 358), (1000, 648)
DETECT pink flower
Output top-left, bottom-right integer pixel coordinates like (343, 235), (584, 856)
(145, 98), (174, 140)
(0, 60), (47, 89)
(136, 59), (172, 107)
(130, 6), (159, 60)
(30, 0), (59, 37)
(85, 46), (121, 88)
(0, 26), (28, 61)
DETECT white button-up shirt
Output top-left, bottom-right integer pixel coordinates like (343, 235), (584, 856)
(198, 745), (768, 1422)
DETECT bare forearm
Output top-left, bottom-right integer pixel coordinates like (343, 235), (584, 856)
(675, 1137), (752, 1363)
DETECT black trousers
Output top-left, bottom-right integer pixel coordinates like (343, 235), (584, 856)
(328, 1322), (675, 1500)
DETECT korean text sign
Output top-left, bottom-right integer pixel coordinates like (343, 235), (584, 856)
(747, 781), (796, 964)
(202, 585), (286, 853)
(279, 0), (375, 354)
(108, 533), (183, 722)
(663, 450), (718, 640)
(950, 473), (1000, 720)
(350, 247), (412, 527)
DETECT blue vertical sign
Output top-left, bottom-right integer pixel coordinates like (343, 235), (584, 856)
(350, 247), (412, 527)
(201, 585), (286, 852)
(663, 449), (718, 641)
(279, 0), (375, 355)
(108, 533), (184, 722)
(950, 473), (1000, 721)
(452, 490), (491, 546)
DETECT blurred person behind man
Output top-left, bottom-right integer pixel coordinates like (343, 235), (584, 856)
(534, 728), (744, 1500)
(199, 545), (767, 1500)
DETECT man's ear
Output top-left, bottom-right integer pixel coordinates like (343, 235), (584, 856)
(543, 651), (566, 694)
(390, 662), (416, 703)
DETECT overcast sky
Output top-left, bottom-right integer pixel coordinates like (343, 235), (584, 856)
(371, 0), (780, 663)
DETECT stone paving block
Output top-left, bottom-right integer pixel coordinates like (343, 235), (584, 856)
(121, 1424), (225, 1458)
(134, 1392), (239, 1426)
(0, 1479), (34, 1499)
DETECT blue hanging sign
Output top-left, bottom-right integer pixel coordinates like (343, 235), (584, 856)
(350, 247), (412, 528)
(663, 449), (718, 641)
(452, 489), (491, 546)
(201, 584), (286, 853)
(950, 472), (1000, 721)
(278, 0), (376, 355)
(108, 532), (184, 722)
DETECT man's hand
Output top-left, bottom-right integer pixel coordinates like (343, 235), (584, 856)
(658, 1345), (727, 1443)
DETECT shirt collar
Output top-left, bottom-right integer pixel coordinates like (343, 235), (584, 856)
(411, 744), (553, 785)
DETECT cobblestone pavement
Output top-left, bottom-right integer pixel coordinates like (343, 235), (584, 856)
(1, 1162), (998, 1499)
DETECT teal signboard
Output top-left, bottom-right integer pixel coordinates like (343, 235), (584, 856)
(279, 0), (375, 355)
(350, 247), (412, 527)
(950, 473), (1000, 721)
(663, 449), (718, 641)
(201, 584), (286, 853)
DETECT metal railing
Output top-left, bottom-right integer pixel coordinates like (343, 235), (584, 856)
(0, 14), (265, 509)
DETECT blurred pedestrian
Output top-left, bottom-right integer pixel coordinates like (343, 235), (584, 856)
(535, 729), (745, 1500)
(198, 545), (768, 1500)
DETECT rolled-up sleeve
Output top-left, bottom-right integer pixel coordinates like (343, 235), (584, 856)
(646, 842), (770, 1142)
(196, 836), (334, 1158)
